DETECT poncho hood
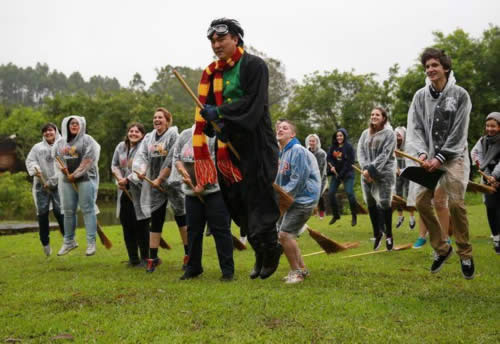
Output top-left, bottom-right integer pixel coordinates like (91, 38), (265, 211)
(61, 115), (87, 143)
(305, 134), (322, 152)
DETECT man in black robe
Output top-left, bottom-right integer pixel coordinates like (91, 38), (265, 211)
(200, 18), (282, 279)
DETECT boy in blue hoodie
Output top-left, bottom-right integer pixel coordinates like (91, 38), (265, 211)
(276, 120), (321, 284)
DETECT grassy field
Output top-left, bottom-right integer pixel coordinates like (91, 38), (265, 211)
(1, 204), (499, 343)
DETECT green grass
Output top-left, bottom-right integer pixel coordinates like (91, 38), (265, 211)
(1, 205), (499, 343)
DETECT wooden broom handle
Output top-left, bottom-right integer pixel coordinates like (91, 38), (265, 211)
(55, 156), (78, 191)
(328, 162), (338, 176)
(112, 171), (133, 201)
(172, 69), (241, 161)
(34, 166), (48, 187)
(351, 164), (362, 174)
(133, 170), (167, 193)
(395, 149), (424, 166)
(474, 160), (490, 180)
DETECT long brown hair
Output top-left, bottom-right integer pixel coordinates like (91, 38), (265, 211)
(369, 107), (388, 134)
(125, 122), (146, 150)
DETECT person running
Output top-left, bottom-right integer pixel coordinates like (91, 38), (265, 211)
(357, 107), (397, 251)
(471, 112), (500, 254)
(25, 123), (65, 256)
(327, 128), (358, 226)
(196, 18), (282, 279)
(394, 126), (416, 229)
(406, 48), (474, 279)
(53, 116), (100, 256)
(111, 123), (150, 267)
(174, 126), (235, 281)
(132, 108), (179, 273)
(276, 120), (320, 284)
(305, 134), (327, 220)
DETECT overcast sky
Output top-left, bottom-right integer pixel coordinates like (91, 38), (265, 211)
(1, 0), (499, 87)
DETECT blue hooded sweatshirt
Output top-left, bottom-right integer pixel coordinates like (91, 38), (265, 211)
(276, 138), (321, 206)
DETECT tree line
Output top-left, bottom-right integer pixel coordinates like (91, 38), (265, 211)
(0, 26), (498, 182)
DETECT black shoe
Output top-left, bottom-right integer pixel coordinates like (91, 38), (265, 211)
(494, 240), (500, 255)
(386, 237), (394, 251)
(373, 234), (383, 251)
(460, 257), (475, 280)
(329, 215), (340, 225)
(351, 215), (357, 227)
(180, 269), (203, 280)
(430, 245), (453, 274)
(249, 250), (264, 279)
(146, 258), (162, 273)
(220, 274), (234, 282)
(260, 244), (283, 279)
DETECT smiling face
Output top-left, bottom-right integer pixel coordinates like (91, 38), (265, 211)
(336, 131), (345, 145)
(485, 119), (500, 137)
(276, 121), (296, 146)
(308, 136), (317, 151)
(370, 109), (385, 129)
(69, 119), (80, 136)
(210, 33), (238, 60)
(43, 127), (56, 144)
(128, 126), (144, 145)
(425, 58), (449, 86)
(153, 111), (168, 134)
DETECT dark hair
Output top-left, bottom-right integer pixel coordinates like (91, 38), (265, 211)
(154, 107), (173, 127)
(41, 122), (57, 134)
(421, 48), (452, 78)
(331, 129), (345, 146)
(66, 117), (79, 142)
(125, 122), (146, 149)
(369, 107), (388, 134)
(208, 18), (245, 46)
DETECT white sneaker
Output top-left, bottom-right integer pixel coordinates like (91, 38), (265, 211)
(285, 270), (304, 284)
(57, 241), (78, 256)
(409, 216), (416, 230)
(86, 242), (96, 256)
(43, 244), (52, 256)
(239, 236), (247, 245)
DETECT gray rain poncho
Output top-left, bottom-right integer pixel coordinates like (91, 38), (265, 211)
(357, 123), (396, 208)
(26, 128), (61, 215)
(111, 141), (147, 220)
(305, 134), (327, 194)
(406, 72), (471, 200)
(131, 126), (179, 218)
(52, 116), (101, 195)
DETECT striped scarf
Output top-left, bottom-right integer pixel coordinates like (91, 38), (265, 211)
(193, 46), (244, 186)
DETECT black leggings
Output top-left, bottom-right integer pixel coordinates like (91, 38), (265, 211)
(150, 200), (168, 233)
(119, 194), (149, 261)
(485, 191), (500, 236)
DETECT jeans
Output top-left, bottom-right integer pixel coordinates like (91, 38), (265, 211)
(185, 192), (234, 276)
(61, 180), (97, 244)
(35, 184), (64, 246)
(328, 175), (357, 216)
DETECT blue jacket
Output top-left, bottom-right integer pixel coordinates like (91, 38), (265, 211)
(276, 138), (321, 206)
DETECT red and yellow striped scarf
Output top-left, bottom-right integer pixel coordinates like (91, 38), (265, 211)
(193, 46), (244, 186)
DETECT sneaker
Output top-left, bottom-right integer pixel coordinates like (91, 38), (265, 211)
(329, 215), (340, 225)
(285, 270), (304, 284)
(43, 244), (52, 257)
(373, 234), (383, 251)
(494, 240), (500, 255)
(409, 216), (416, 230)
(85, 243), (96, 256)
(179, 269), (203, 280)
(386, 237), (394, 251)
(430, 245), (453, 274)
(282, 270), (294, 281)
(460, 258), (475, 280)
(146, 258), (162, 273)
(182, 255), (189, 271)
(239, 236), (247, 245)
(220, 274), (234, 282)
(396, 216), (404, 229)
(413, 237), (427, 249)
(301, 268), (310, 278)
(57, 240), (78, 256)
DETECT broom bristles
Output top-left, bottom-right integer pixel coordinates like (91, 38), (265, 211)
(307, 226), (349, 254)
(232, 234), (247, 251)
(159, 237), (171, 250)
(273, 184), (294, 215)
(97, 225), (112, 249)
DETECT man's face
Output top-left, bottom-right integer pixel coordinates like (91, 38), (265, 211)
(308, 137), (317, 150)
(276, 122), (295, 145)
(424, 58), (448, 84)
(43, 127), (56, 144)
(210, 33), (238, 60)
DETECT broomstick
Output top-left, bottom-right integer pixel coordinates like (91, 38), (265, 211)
(340, 243), (413, 258)
(327, 162), (367, 215)
(172, 69), (294, 215)
(112, 171), (133, 201)
(34, 166), (49, 189)
(306, 225), (359, 254)
(232, 234), (247, 251)
(56, 156), (112, 249)
(133, 170), (167, 193)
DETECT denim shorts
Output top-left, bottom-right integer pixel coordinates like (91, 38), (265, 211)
(277, 203), (314, 238)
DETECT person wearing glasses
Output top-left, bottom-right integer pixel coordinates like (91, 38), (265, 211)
(195, 18), (282, 280)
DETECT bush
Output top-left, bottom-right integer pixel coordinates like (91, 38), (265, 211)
(0, 172), (33, 219)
